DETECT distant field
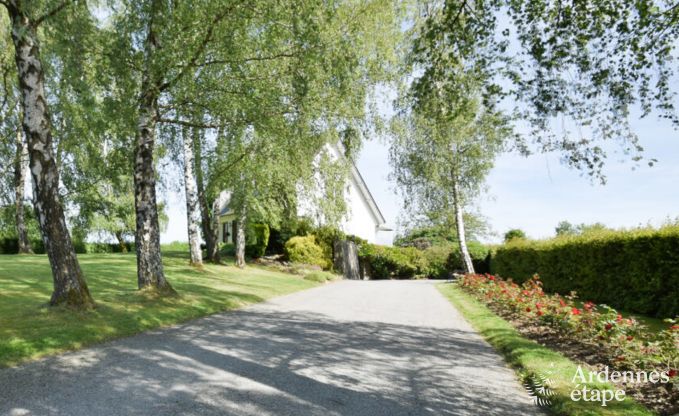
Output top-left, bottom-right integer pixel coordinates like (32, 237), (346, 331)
(0, 250), (317, 367)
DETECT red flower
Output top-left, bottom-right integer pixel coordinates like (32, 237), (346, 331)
(571, 308), (581, 315)
(626, 335), (634, 341)
(668, 369), (677, 378)
(522, 290), (530, 296)
(535, 303), (542, 309)
(525, 307), (532, 313)
(488, 275), (495, 281)
(583, 301), (595, 311)
(559, 299), (567, 307)
(616, 314), (623, 323)
(537, 310), (544, 316)
(605, 323), (613, 331)
(671, 325), (679, 331)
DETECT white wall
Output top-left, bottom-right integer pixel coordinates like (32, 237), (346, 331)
(296, 143), (382, 244)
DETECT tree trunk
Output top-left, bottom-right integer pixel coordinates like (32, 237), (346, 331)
(14, 130), (32, 254)
(194, 132), (219, 263)
(235, 210), (246, 268)
(133, 18), (174, 293)
(7, 6), (93, 307)
(182, 126), (203, 266)
(452, 177), (474, 274)
(114, 231), (128, 253)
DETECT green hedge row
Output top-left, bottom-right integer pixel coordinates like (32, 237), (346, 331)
(359, 242), (491, 279)
(0, 238), (133, 255)
(490, 227), (679, 317)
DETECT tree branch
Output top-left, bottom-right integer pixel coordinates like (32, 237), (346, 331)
(158, 117), (225, 129)
(190, 51), (298, 68)
(159, 3), (241, 92)
(34, 0), (74, 27)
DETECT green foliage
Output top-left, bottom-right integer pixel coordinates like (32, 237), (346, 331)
(446, 242), (491, 274)
(0, 204), (41, 241)
(503, 229), (527, 242)
(395, 217), (490, 249)
(358, 244), (428, 279)
(310, 225), (345, 268)
(357, 241), (491, 279)
(85, 242), (135, 254)
(491, 226), (679, 317)
(421, 245), (453, 278)
(555, 221), (578, 236)
(245, 223), (270, 259)
(284, 235), (328, 269)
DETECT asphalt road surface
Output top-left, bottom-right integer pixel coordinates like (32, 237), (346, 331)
(0, 280), (541, 415)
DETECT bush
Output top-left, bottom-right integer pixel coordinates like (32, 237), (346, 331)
(85, 242), (134, 253)
(446, 241), (491, 274)
(422, 245), (452, 278)
(219, 243), (235, 257)
(245, 223), (270, 258)
(358, 244), (428, 279)
(504, 228), (527, 242)
(0, 238), (19, 254)
(284, 235), (329, 269)
(490, 226), (679, 317)
(303, 271), (340, 283)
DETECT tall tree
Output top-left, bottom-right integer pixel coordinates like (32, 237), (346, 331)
(181, 123), (202, 266)
(1, 0), (93, 307)
(414, 0), (679, 180)
(391, 71), (509, 274)
(13, 129), (31, 253)
(1, 42), (31, 253)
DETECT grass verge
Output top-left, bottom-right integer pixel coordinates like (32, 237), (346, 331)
(0, 251), (318, 368)
(437, 282), (655, 416)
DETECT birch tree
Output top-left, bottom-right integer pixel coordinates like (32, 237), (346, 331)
(181, 124), (202, 266)
(13, 129), (31, 253)
(0, 44), (31, 253)
(1, 0), (93, 307)
(391, 72), (509, 274)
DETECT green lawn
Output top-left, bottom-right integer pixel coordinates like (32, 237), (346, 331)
(0, 251), (318, 368)
(437, 283), (654, 416)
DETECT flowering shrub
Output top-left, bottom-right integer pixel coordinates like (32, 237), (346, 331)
(460, 273), (678, 376)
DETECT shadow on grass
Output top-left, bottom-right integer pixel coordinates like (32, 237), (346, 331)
(0, 253), (313, 367)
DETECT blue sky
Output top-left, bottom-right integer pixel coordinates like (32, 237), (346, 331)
(354, 113), (679, 244)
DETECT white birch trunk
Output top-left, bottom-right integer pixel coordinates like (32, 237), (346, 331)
(7, 3), (93, 307)
(182, 126), (203, 266)
(235, 211), (246, 268)
(452, 177), (475, 274)
(133, 14), (173, 293)
(14, 130), (32, 254)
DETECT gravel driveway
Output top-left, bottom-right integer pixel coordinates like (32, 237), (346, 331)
(0, 280), (541, 415)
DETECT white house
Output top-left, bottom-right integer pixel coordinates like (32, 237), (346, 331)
(216, 143), (390, 244)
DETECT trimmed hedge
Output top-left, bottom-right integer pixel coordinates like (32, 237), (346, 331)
(490, 227), (679, 317)
(445, 242), (491, 275)
(358, 242), (491, 279)
(0, 238), (45, 254)
(0, 238), (133, 255)
(358, 244), (428, 279)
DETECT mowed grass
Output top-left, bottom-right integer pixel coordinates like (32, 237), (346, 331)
(437, 283), (654, 416)
(0, 251), (318, 368)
